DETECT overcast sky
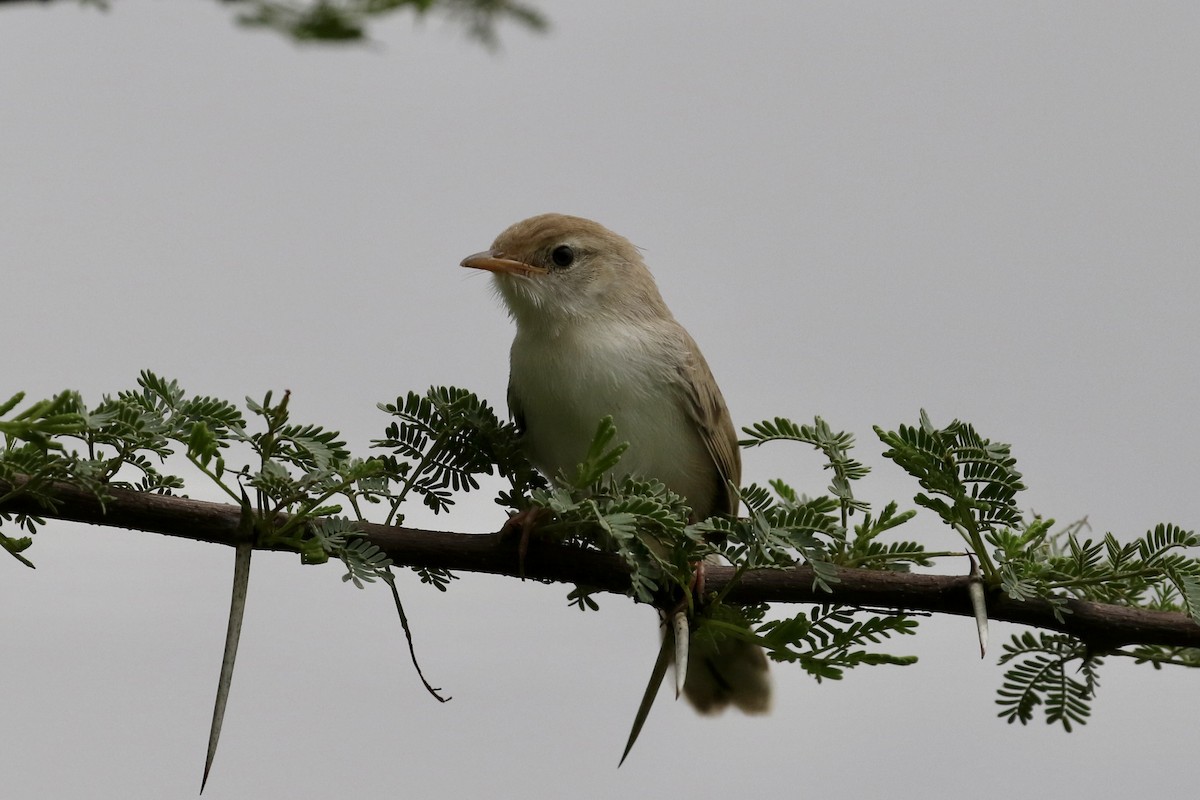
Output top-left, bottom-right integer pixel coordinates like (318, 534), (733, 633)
(4, 2), (1199, 798)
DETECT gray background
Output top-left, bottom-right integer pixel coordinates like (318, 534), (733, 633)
(4, 2), (1198, 797)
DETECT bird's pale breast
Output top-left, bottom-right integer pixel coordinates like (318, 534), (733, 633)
(509, 317), (718, 517)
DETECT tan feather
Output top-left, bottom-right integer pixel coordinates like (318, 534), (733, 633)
(673, 328), (741, 518)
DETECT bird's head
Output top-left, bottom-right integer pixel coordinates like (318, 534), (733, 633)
(460, 213), (669, 328)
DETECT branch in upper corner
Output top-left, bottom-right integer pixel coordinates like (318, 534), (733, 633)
(0, 0), (550, 45)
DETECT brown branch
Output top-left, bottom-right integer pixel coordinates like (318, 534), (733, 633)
(4, 477), (1199, 651)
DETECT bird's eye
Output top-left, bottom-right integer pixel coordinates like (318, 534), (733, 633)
(550, 244), (575, 268)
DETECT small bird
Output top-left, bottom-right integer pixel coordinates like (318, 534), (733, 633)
(461, 213), (770, 715)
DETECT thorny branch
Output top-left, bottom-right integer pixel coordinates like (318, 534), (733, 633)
(4, 476), (1198, 652)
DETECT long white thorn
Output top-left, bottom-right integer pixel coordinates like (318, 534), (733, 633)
(672, 611), (689, 698)
(968, 555), (988, 658)
(201, 540), (253, 793)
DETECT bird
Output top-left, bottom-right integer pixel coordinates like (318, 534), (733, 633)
(460, 213), (770, 715)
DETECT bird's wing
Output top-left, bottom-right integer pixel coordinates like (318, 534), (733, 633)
(675, 330), (741, 517)
(507, 378), (527, 434)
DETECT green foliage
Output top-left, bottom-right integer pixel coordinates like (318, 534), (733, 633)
(741, 416), (870, 524)
(1122, 645), (1200, 669)
(0, 391), (90, 566)
(0, 374), (539, 592)
(374, 386), (545, 522)
(566, 586), (601, 612)
(837, 502), (928, 571)
(989, 519), (1200, 623)
(524, 416), (920, 690)
(757, 605), (918, 680)
(225, 0), (547, 44)
(983, 517), (1200, 728)
(22, 0), (548, 43)
(6, 379), (1200, 737)
(310, 516), (395, 587)
(875, 412), (1200, 730)
(528, 419), (693, 605)
(0, 390), (86, 445)
(876, 410), (1025, 580)
(697, 494), (843, 592)
(996, 632), (1099, 731)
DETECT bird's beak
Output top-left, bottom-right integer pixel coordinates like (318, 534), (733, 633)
(460, 251), (549, 277)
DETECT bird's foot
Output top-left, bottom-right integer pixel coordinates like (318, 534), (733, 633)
(665, 559), (708, 617)
(692, 559), (707, 598)
(500, 506), (553, 578)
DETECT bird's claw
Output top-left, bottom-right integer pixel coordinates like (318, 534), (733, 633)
(500, 507), (552, 578)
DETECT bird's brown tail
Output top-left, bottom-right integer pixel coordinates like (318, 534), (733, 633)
(678, 624), (771, 715)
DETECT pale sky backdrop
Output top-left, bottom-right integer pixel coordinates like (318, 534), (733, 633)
(4, 2), (1199, 798)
